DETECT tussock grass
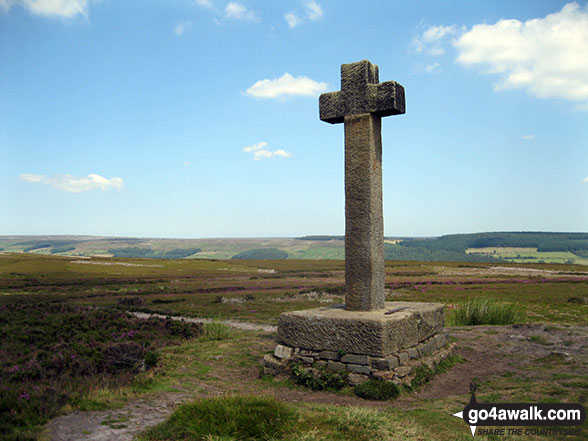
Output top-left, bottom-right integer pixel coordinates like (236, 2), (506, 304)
(449, 298), (521, 326)
(202, 321), (233, 341)
(138, 396), (296, 441)
(353, 379), (400, 401)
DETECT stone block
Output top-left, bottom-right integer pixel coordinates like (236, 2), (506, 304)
(407, 347), (419, 359)
(413, 306), (444, 341)
(263, 354), (288, 376)
(347, 363), (371, 375)
(300, 356), (314, 365)
(371, 370), (396, 381)
(341, 354), (368, 365)
(299, 350), (319, 357)
(327, 361), (346, 372)
(397, 352), (409, 365)
(435, 333), (447, 350)
(277, 302), (443, 357)
(319, 351), (339, 360)
(418, 340), (435, 357)
(369, 355), (398, 371)
(274, 344), (293, 360)
(395, 365), (413, 378)
(348, 373), (370, 386)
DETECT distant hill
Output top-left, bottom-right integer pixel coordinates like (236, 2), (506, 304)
(1, 232), (587, 264)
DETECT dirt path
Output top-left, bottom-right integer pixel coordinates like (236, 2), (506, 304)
(45, 320), (588, 441)
(128, 311), (277, 333)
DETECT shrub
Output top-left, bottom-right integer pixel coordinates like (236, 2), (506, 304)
(140, 396), (297, 441)
(0, 302), (203, 440)
(144, 351), (159, 369)
(117, 297), (145, 307)
(202, 321), (232, 341)
(291, 363), (347, 391)
(411, 364), (435, 388)
(105, 342), (145, 374)
(353, 379), (400, 400)
(450, 298), (521, 326)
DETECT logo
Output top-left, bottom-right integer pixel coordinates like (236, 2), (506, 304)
(452, 384), (586, 437)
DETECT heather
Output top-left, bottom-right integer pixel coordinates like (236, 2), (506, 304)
(0, 301), (202, 441)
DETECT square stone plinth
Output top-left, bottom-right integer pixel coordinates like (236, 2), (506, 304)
(277, 302), (443, 358)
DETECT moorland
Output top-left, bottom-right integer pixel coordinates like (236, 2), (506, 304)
(1, 252), (587, 440)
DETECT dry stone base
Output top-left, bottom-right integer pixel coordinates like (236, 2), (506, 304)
(278, 302), (444, 357)
(264, 333), (455, 386)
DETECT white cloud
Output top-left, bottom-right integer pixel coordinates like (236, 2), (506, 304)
(454, 2), (588, 105)
(243, 141), (267, 153)
(245, 73), (327, 99)
(413, 24), (458, 55)
(0, 0), (12, 11)
(522, 134), (535, 140)
(174, 20), (192, 36)
(224, 2), (258, 21)
(19, 173), (45, 183)
(19, 173), (124, 193)
(285, 1), (323, 28)
(305, 0), (323, 20)
(243, 142), (292, 161)
(195, 0), (212, 8)
(583, 176), (588, 183)
(425, 62), (440, 73)
(1, 0), (89, 18)
(285, 12), (301, 28)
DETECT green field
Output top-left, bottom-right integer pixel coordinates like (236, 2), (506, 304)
(467, 247), (588, 265)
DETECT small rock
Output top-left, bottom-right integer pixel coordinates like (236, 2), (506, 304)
(274, 344), (293, 360)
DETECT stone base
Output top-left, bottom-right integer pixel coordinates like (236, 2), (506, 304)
(265, 301), (451, 386)
(278, 302), (444, 357)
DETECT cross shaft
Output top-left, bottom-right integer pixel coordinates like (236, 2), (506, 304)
(319, 60), (405, 311)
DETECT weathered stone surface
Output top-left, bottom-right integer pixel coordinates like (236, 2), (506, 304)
(418, 340), (435, 357)
(327, 361), (346, 372)
(395, 365), (413, 378)
(434, 332), (447, 350)
(371, 370), (396, 381)
(414, 306), (445, 341)
(278, 302), (442, 357)
(273, 344), (293, 360)
(341, 354), (368, 365)
(344, 112), (385, 311)
(348, 373), (370, 386)
(318, 60), (405, 311)
(319, 350), (339, 360)
(407, 347), (419, 359)
(397, 352), (409, 365)
(347, 363), (371, 375)
(299, 350), (319, 357)
(263, 354), (288, 376)
(300, 356), (314, 365)
(369, 355), (398, 371)
(319, 60), (405, 124)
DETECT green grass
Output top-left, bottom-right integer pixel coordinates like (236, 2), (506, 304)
(137, 396), (297, 441)
(202, 321), (233, 341)
(353, 379), (400, 400)
(448, 298), (521, 326)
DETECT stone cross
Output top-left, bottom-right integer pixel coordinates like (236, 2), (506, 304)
(319, 60), (405, 311)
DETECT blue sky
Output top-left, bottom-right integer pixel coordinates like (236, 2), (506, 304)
(1, 0), (587, 238)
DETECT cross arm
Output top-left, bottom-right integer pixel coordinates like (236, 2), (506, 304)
(319, 91), (345, 124)
(370, 81), (405, 117)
